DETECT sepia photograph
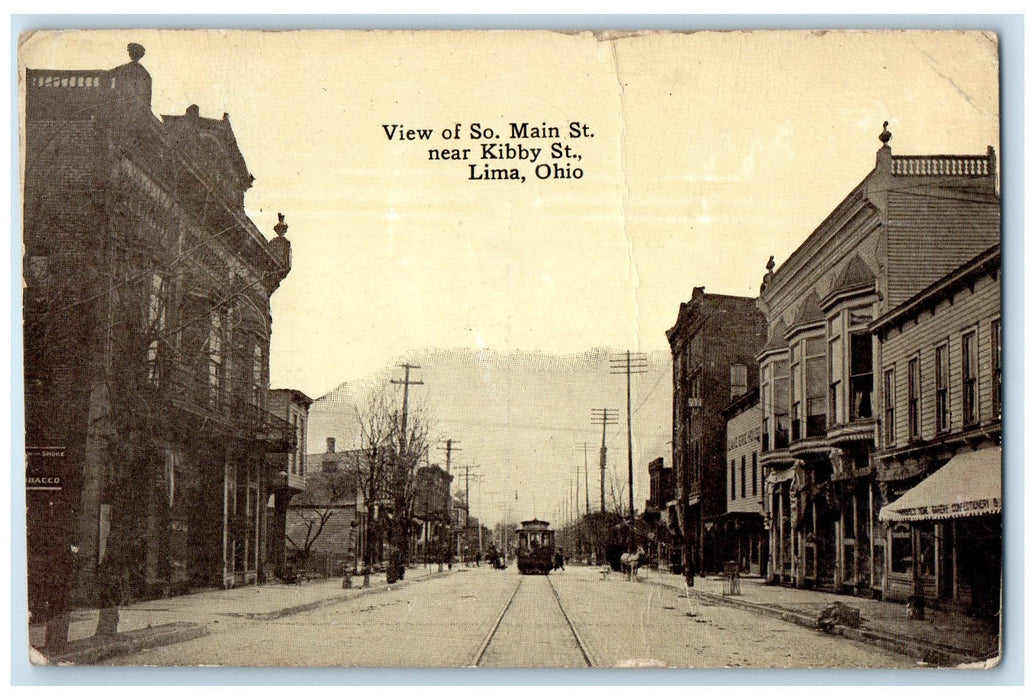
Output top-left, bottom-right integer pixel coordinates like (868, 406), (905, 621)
(17, 26), (1004, 671)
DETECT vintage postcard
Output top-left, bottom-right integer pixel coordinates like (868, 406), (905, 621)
(19, 28), (1002, 669)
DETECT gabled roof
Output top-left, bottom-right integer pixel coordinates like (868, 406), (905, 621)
(833, 254), (875, 292)
(791, 291), (823, 327)
(821, 254), (877, 309)
(761, 318), (789, 353)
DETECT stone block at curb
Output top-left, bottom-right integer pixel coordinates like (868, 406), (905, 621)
(33, 621), (209, 666)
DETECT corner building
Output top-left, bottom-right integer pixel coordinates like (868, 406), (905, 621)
(23, 45), (296, 614)
(757, 127), (999, 596)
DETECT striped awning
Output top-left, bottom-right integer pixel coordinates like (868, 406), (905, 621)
(879, 447), (1001, 522)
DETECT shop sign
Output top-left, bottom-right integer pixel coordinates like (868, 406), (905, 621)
(26, 446), (65, 491)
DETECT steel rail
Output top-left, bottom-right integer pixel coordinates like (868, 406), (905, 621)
(470, 576), (523, 667)
(546, 575), (596, 668)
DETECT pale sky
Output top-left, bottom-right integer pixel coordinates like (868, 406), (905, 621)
(19, 29), (1000, 525)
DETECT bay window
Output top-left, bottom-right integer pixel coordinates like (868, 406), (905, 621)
(804, 336), (827, 437)
(829, 334), (843, 425)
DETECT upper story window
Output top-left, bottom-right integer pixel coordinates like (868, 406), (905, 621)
(849, 332), (873, 421)
(804, 336), (827, 438)
(740, 455), (746, 499)
(730, 460), (736, 501)
(761, 358), (790, 452)
(298, 416), (306, 476)
(962, 330), (978, 426)
(908, 357), (920, 441)
(146, 273), (167, 385)
(935, 343), (949, 433)
(730, 364), (748, 398)
(992, 319), (1002, 421)
(752, 452), (758, 497)
(883, 367), (896, 445)
(790, 344), (802, 441)
(252, 343), (264, 410)
(290, 413), (299, 474)
(828, 334), (843, 425)
(208, 309), (224, 409)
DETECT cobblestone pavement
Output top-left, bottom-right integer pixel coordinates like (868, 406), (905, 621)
(95, 565), (917, 668)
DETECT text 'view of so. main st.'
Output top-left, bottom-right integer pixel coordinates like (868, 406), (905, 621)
(23, 41), (1002, 669)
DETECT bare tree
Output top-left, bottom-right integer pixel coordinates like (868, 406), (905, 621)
(285, 466), (360, 566)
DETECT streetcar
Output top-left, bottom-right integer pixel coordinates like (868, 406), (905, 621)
(515, 518), (555, 574)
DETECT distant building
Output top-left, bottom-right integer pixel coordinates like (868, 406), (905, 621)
(265, 389), (313, 578)
(287, 438), (364, 575)
(643, 457), (675, 568)
(756, 125), (999, 596)
(667, 287), (766, 573)
(719, 388), (765, 576)
(413, 465), (453, 564)
(23, 44), (294, 619)
(872, 244), (1001, 614)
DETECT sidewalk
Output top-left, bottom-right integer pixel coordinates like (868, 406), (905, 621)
(28, 565), (454, 665)
(643, 568), (1000, 668)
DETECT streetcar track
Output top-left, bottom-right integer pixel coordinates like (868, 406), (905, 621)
(546, 575), (595, 667)
(471, 575), (595, 668)
(470, 576), (523, 666)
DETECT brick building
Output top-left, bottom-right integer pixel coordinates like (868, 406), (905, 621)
(873, 244), (1001, 614)
(23, 44), (295, 625)
(643, 457), (675, 568)
(756, 125), (999, 596)
(288, 439), (364, 574)
(667, 287), (766, 574)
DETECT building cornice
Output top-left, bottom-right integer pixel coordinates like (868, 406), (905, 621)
(869, 244), (1000, 336)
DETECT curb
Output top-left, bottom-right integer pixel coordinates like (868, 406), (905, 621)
(650, 578), (986, 668)
(32, 621), (210, 666)
(222, 569), (455, 621)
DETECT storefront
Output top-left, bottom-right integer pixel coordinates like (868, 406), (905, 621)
(878, 447), (1001, 616)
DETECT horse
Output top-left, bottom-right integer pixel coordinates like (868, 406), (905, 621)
(620, 546), (646, 580)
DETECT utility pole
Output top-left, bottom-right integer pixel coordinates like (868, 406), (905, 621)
(611, 351), (647, 544)
(590, 408), (618, 514)
(457, 464), (480, 560)
(389, 363), (423, 582)
(391, 363), (423, 453)
(438, 438), (461, 476)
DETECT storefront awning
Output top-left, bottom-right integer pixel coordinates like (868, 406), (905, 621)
(879, 447), (1001, 522)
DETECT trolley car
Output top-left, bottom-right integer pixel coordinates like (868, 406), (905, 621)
(515, 519), (555, 574)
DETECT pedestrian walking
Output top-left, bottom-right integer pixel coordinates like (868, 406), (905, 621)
(554, 548), (565, 571)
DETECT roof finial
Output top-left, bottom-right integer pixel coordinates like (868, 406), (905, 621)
(274, 213), (288, 237)
(127, 43), (145, 63)
(879, 120), (892, 145)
